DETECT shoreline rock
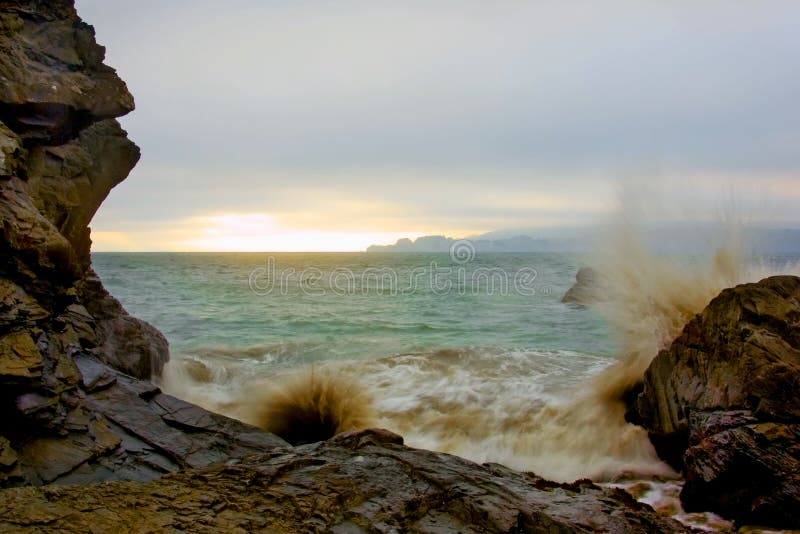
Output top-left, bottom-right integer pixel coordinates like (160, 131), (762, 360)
(627, 275), (800, 528)
(0, 428), (690, 533)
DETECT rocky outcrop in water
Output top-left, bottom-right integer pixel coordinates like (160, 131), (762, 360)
(0, 428), (689, 533)
(562, 267), (601, 306)
(628, 275), (800, 528)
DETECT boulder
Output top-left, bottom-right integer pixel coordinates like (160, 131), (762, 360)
(627, 275), (800, 528)
(0, 428), (690, 533)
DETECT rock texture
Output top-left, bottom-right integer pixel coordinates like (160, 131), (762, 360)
(0, 0), (214, 488)
(0, 428), (689, 534)
(628, 275), (800, 528)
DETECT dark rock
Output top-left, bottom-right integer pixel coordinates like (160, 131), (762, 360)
(6, 352), (289, 488)
(78, 270), (169, 379)
(0, 0), (290, 491)
(562, 267), (602, 306)
(0, 428), (690, 533)
(628, 275), (800, 528)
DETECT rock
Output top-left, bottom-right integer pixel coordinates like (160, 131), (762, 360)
(0, 331), (43, 379)
(627, 275), (800, 528)
(0, 428), (690, 533)
(0, 0), (268, 489)
(5, 351), (288, 488)
(0, 279), (48, 325)
(0, 437), (17, 470)
(562, 267), (602, 306)
(78, 270), (169, 379)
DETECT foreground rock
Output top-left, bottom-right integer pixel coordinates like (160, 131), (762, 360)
(628, 275), (800, 528)
(0, 428), (690, 533)
(1, 351), (287, 487)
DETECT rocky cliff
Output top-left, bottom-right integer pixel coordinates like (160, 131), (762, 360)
(628, 275), (800, 528)
(0, 0), (289, 488)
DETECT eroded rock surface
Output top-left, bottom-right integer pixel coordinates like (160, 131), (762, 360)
(628, 275), (800, 528)
(0, 0), (214, 488)
(0, 428), (689, 534)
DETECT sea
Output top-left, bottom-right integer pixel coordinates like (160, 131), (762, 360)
(92, 246), (798, 531)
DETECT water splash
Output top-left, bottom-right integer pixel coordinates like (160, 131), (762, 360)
(158, 187), (799, 484)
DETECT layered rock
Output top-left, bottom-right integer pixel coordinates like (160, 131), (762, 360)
(628, 275), (800, 528)
(0, 428), (689, 533)
(0, 0), (182, 487)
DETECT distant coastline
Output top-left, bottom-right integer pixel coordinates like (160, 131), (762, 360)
(367, 234), (590, 253)
(368, 227), (800, 255)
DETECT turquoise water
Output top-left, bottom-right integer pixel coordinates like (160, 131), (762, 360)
(90, 246), (799, 531)
(92, 252), (613, 365)
(93, 251), (654, 482)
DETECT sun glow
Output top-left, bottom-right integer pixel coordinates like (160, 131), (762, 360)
(176, 213), (423, 252)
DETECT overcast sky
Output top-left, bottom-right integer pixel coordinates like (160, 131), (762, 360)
(75, 1), (800, 251)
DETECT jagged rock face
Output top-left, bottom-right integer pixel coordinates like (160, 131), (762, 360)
(0, 428), (690, 534)
(0, 0), (173, 486)
(627, 275), (800, 528)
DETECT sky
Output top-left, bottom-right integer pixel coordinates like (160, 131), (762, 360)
(75, 1), (800, 251)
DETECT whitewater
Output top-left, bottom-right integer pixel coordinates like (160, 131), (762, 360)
(93, 210), (799, 491)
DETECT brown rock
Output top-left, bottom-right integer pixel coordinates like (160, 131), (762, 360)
(0, 279), (48, 325)
(628, 275), (800, 528)
(0, 428), (690, 533)
(0, 437), (16, 470)
(78, 270), (169, 379)
(0, 331), (43, 379)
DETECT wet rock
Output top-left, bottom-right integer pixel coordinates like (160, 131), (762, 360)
(4, 352), (289, 488)
(0, 428), (690, 533)
(628, 275), (800, 528)
(78, 270), (169, 379)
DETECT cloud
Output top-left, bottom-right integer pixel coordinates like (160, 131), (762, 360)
(75, 1), (800, 250)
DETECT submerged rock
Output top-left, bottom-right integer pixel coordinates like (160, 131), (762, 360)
(628, 275), (800, 528)
(0, 428), (690, 533)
